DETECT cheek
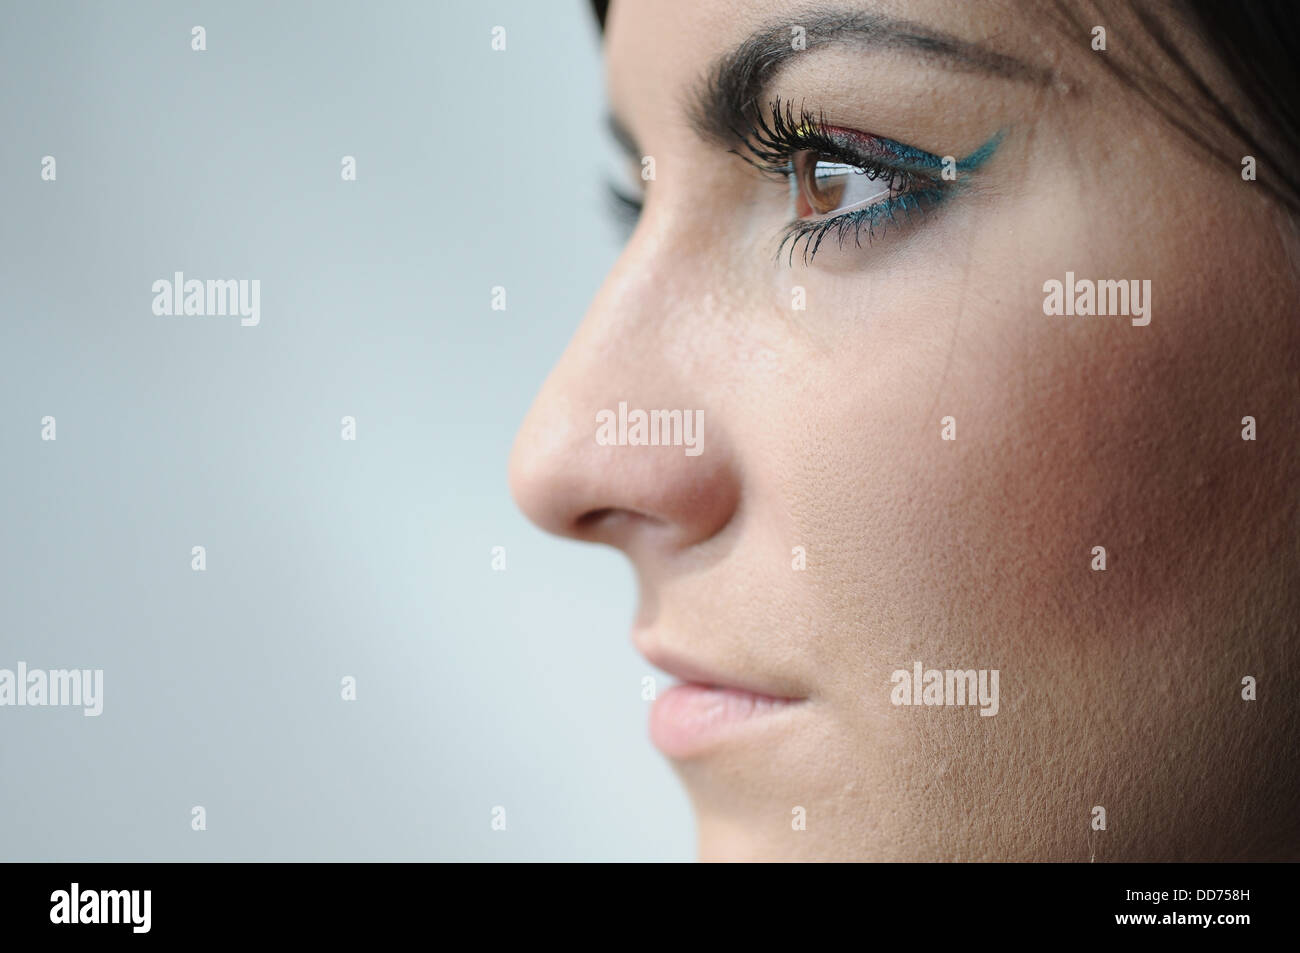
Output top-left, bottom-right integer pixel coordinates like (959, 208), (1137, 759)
(773, 215), (1286, 684)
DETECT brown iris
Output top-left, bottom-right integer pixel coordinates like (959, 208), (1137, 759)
(792, 150), (850, 218)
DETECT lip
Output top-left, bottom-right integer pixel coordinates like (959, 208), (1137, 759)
(639, 645), (808, 759)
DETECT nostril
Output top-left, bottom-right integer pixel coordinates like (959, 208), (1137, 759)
(573, 506), (669, 542)
(577, 506), (665, 527)
(575, 507), (617, 531)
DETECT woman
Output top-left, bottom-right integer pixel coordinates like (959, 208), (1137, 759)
(509, 0), (1299, 861)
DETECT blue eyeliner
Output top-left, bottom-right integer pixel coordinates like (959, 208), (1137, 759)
(816, 127), (1006, 175)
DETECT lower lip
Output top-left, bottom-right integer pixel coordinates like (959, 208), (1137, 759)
(649, 683), (801, 758)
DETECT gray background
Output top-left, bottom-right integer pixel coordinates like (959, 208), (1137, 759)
(0, 0), (692, 861)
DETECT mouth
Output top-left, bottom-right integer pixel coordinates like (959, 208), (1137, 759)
(639, 646), (808, 759)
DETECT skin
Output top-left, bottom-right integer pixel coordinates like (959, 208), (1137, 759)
(509, 0), (1300, 861)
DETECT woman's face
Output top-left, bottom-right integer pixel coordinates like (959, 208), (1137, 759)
(510, 0), (1299, 860)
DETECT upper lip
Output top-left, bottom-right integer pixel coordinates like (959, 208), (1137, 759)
(635, 638), (809, 701)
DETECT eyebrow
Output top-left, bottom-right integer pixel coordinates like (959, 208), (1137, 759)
(685, 10), (1053, 148)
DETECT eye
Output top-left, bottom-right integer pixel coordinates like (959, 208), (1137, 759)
(790, 150), (903, 220)
(737, 99), (1004, 265)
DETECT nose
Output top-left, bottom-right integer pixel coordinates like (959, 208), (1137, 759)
(508, 251), (741, 560)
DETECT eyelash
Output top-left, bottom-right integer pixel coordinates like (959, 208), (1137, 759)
(738, 98), (949, 265)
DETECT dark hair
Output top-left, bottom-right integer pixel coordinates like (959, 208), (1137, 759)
(1058, 0), (1300, 217)
(590, 0), (1300, 216)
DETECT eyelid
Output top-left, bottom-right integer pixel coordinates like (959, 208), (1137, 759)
(812, 124), (1005, 178)
(810, 125), (947, 176)
(741, 102), (946, 191)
